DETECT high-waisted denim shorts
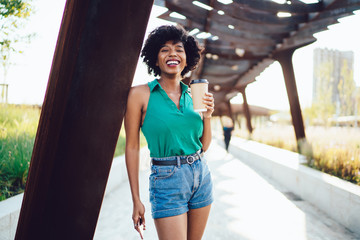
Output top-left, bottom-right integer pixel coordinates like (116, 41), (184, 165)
(149, 154), (214, 219)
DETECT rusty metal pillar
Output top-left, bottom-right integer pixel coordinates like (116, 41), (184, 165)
(240, 87), (253, 134)
(273, 48), (306, 141)
(15, 0), (153, 239)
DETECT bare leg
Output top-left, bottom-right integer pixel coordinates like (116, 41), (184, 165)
(187, 205), (212, 240)
(154, 213), (188, 240)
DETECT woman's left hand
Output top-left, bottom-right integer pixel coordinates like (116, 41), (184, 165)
(202, 92), (215, 119)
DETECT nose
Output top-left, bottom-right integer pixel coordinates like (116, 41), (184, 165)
(169, 48), (177, 56)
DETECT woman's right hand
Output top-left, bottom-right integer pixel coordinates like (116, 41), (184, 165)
(132, 200), (146, 239)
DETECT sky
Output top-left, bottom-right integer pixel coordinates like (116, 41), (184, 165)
(2, 0), (360, 111)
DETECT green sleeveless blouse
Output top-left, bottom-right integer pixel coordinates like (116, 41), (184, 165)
(141, 79), (203, 158)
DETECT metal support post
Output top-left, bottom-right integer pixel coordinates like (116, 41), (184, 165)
(273, 48), (306, 141)
(240, 87), (253, 134)
(15, 0), (153, 239)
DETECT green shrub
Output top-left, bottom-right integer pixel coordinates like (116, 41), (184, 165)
(0, 132), (34, 200)
(0, 105), (148, 201)
(310, 145), (360, 184)
(0, 104), (40, 200)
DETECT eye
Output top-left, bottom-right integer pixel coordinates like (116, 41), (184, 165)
(160, 49), (168, 52)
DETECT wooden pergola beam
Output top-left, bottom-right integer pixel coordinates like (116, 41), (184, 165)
(273, 48), (306, 141)
(240, 87), (253, 134)
(15, 0), (153, 239)
(232, 0), (322, 13)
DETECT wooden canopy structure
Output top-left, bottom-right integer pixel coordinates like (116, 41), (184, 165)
(154, 0), (360, 139)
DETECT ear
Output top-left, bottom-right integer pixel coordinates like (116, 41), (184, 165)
(156, 60), (159, 66)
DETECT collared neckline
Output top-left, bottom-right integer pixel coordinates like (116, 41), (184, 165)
(149, 79), (188, 94)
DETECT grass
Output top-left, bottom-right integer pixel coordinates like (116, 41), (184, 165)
(304, 127), (360, 184)
(0, 104), (147, 201)
(0, 104), (40, 200)
(234, 124), (360, 185)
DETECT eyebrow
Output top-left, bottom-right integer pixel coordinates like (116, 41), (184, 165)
(160, 43), (184, 48)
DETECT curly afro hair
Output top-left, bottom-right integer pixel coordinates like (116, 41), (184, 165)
(141, 25), (203, 77)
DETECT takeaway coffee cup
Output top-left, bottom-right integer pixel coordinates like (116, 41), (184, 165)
(190, 79), (209, 112)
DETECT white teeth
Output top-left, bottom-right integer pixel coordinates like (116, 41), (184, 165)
(166, 60), (179, 65)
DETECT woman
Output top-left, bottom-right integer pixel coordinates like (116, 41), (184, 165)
(125, 25), (215, 240)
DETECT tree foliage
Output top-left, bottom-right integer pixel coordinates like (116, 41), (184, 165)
(337, 59), (356, 116)
(305, 55), (358, 126)
(311, 61), (336, 125)
(0, 0), (31, 18)
(0, 0), (32, 83)
(354, 87), (360, 126)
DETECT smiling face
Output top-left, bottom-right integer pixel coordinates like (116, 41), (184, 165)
(156, 40), (187, 77)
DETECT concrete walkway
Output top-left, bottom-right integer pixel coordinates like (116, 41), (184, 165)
(94, 140), (359, 240)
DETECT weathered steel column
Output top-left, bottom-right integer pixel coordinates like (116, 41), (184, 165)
(15, 0), (153, 239)
(240, 87), (253, 134)
(273, 48), (306, 141)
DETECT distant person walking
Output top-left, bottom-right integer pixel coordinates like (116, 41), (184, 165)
(222, 116), (234, 152)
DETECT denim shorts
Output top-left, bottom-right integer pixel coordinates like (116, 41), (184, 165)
(149, 155), (214, 219)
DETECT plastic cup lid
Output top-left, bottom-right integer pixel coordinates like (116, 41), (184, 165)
(190, 79), (208, 84)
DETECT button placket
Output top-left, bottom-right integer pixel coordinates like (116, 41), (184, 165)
(157, 82), (186, 113)
(179, 92), (185, 113)
(159, 88), (177, 110)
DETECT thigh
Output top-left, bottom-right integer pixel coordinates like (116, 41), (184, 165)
(187, 205), (212, 240)
(154, 213), (188, 240)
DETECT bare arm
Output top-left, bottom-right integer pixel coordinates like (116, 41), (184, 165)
(124, 85), (148, 238)
(200, 92), (215, 152)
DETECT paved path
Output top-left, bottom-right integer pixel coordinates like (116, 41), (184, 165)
(94, 140), (359, 240)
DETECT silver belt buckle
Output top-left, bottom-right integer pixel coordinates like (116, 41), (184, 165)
(186, 155), (195, 164)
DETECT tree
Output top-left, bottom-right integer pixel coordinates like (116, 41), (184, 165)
(312, 61), (336, 126)
(355, 87), (360, 127)
(337, 59), (356, 116)
(0, 0), (33, 102)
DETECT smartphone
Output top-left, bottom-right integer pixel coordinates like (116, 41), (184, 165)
(138, 217), (144, 239)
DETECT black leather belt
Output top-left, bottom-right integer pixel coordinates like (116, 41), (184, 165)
(151, 150), (203, 166)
